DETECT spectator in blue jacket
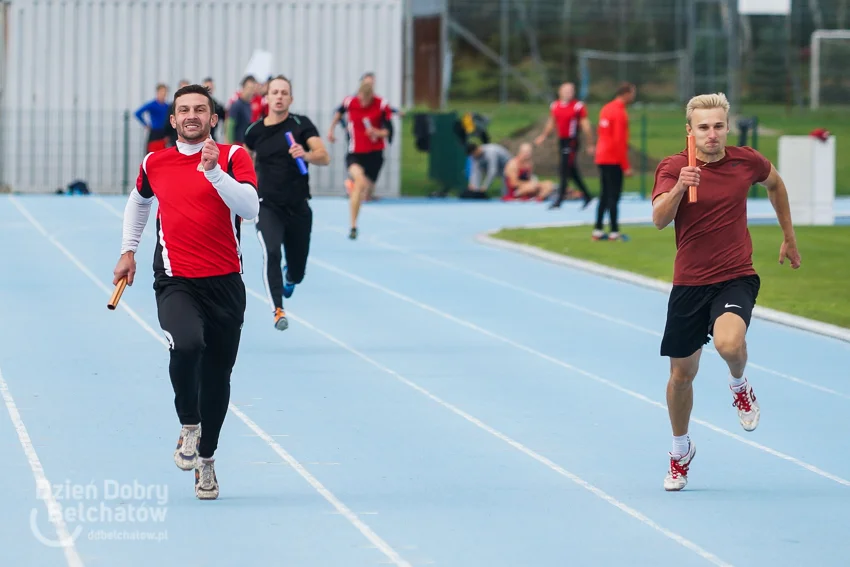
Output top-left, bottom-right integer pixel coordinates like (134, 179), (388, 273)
(134, 83), (170, 152)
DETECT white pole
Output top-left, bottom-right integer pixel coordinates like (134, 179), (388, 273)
(440, 0), (449, 109)
(810, 31), (821, 110)
(808, 29), (850, 109)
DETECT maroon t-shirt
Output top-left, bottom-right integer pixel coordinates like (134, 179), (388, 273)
(651, 145), (772, 286)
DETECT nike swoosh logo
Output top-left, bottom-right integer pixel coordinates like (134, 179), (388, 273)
(725, 303), (741, 308)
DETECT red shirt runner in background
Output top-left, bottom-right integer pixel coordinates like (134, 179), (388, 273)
(550, 99), (587, 140)
(341, 94), (393, 154)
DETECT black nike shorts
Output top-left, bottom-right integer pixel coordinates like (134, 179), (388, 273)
(660, 274), (760, 358)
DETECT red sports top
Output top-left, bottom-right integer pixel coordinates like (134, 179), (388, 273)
(594, 98), (630, 171)
(136, 144), (258, 278)
(341, 95), (393, 154)
(651, 145), (772, 286)
(550, 99), (587, 139)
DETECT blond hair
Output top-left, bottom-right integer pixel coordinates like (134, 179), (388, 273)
(686, 93), (730, 125)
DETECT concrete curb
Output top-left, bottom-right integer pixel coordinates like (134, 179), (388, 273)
(475, 217), (850, 344)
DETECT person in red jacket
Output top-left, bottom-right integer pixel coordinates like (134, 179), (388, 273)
(593, 83), (636, 241)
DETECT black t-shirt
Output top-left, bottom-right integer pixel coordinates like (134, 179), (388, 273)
(243, 113), (320, 206)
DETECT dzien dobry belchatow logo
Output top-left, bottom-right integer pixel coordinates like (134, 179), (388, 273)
(31, 478), (169, 546)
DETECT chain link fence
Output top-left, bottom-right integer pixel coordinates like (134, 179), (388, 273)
(446, 0), (850, 106)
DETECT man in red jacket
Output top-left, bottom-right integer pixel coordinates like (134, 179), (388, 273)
(593, 83), (636, 240)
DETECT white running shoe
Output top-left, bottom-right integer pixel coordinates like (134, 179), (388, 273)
(195, 457), (219, 500)
(174, 425), (201, 471)
(731, 381), (760, 432)
(664, 441), (696, 491)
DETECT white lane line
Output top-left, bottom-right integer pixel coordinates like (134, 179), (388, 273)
(316, 221), (850, 401)
(308, 255), (850, 489)
(11, 195), (413, 567)
(92, 194), (732, 565)
(240, 285), (735, 567)
(0, 367), (85, 566)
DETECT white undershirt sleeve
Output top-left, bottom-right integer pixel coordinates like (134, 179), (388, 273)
(120, 189), (154, 254)
(204, 165), (260, 220)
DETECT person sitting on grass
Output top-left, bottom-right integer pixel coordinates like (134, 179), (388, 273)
(502, 143), (555, 202)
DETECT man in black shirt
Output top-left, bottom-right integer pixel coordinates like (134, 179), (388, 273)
(243, 75), (330, 331)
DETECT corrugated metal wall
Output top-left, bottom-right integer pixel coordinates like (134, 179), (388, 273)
(0, 3), (8, 191)
(0, 0), (403, 195)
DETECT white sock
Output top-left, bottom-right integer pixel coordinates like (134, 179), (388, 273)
(672, 434), (690, 457)
(729, 374), (747, 391)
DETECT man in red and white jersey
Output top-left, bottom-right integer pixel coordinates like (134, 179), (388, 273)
(327, 81), (393, 239)
(112, 84), (259, 501)
(534, 82), (594, 209)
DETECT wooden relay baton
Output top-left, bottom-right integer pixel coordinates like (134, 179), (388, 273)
(108, 277), (127, 310)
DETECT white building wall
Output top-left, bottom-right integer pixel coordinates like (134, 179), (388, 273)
(0, 0), (403, 195)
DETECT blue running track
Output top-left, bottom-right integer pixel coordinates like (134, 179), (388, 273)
(1, 193), (849, 567)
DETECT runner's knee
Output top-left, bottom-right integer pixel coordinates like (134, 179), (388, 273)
(166, 328), (205, 356)
(348, 164), (366, 182)
(712, 313), (747, 358)
(669, 354), (700, 385)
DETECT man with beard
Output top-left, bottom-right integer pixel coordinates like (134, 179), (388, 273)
(243, 75), (330, 331)
(112, 84), (259, 500)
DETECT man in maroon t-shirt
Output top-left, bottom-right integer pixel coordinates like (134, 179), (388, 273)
(650, 92), (801, 492)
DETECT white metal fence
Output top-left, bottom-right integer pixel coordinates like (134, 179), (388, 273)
(0, 0), (403, 196)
